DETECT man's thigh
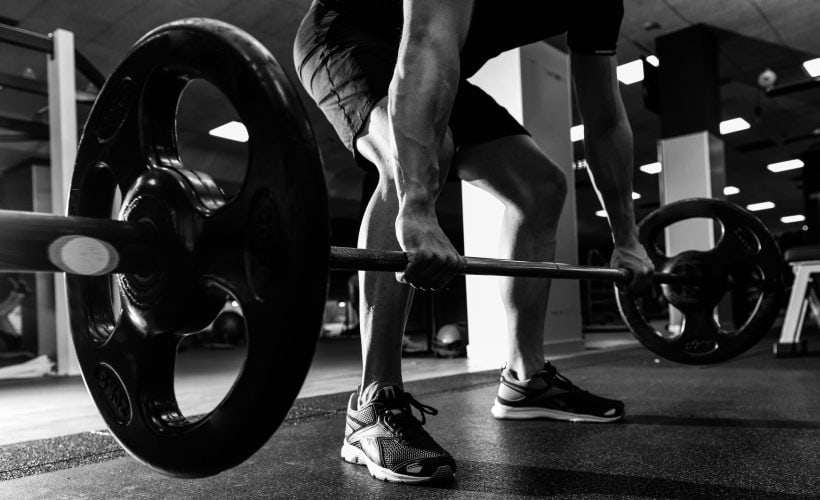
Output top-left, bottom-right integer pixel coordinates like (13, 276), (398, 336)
(453, 134), (562, 208)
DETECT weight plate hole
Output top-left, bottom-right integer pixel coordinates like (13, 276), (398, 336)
(651, 217), (722, 256)
(176, 79), (248, 207)
(173, 294), (247, 422)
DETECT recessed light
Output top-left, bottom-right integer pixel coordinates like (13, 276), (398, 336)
(781, 215), (806, 223)
(616, 60), (644, 85)
(209, 121), (248, 143)
(723, 186), (739, 196)
(767, 159), (804, 172)
(645, 55), (660, 67)
(570, 125), (584, 142)
(595, 210), (607, 218)
(719, 118), (751, 135)
(639, 162), (662, 175)
(632, 192), (641, 200)
(746, 201), (775, 212)
(802, 57), (820, 78)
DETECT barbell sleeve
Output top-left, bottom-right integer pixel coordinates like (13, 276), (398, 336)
(0, 210), (159, 275)
(328, 246), (691, 285)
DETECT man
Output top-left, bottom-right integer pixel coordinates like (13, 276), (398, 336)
(294, 0), (653, 484)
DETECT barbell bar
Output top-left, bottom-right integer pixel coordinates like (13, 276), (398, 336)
(328, 246), (692, 284)
(0, 210), (155, 275)
(0, 207), (688, 284)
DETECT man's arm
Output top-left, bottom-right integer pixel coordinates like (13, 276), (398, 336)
(389, 0), (473, 289)
(571, 53), (653, 289)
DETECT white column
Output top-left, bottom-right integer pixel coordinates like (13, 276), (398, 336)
(464, 43), (582, 364)
(47, 29), (80, 375)
(658, 131), (726, 328)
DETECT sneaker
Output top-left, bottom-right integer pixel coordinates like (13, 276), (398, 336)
(341, 386), (456, 484)
(491, 363), (624, 422)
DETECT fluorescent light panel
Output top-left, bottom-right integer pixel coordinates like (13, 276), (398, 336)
(781, 214), (806, 224)
(570, 125), (584, 142)
(639, 162), (662, 175)
(209, 121), (248, 143)
(723, 186), (739, 196)
(632, 192), (641, 200)
(746, 201), (775, 212)
(719, 118), (751, 135)
(803, 57), (820, 78)
(595, 210), (608, 218)
(616, 59), (644, 85)
(767, 159), (804, 172)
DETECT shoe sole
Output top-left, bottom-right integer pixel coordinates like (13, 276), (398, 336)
(341, 442), (454, 484)
(491, 403), (623, 422)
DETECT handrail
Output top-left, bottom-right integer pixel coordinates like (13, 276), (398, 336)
(0, 22), (105, 89)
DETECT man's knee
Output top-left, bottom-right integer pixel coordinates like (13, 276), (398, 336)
(514, 158), (568, 216)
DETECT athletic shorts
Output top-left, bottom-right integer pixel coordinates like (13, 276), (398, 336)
(293, 0), (624, 168)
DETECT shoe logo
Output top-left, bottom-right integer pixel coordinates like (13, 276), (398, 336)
(406, 463), (423, 474)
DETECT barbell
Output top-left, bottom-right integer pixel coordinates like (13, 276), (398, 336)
(4, 18), (782, 477)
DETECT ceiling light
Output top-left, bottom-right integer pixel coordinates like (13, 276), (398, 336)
(802, 57), (820, 78)
(746, 201), (774, 212)
(723, 186), (739, 196)
(767, 159), (804, 172)
(719, 118), (751, 135)
(781, 214), (806, 224)
(616, 59), (644, 85)
(570, 125), (584, 142)
(645, 55), (660, 67)
(639, 162), (662, 175)
(632, 192), (641, 200)
(595, 210), (607, 218)
(209, 121), (248, 143)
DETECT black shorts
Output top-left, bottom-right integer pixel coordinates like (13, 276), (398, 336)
(293, 0), (623, 167)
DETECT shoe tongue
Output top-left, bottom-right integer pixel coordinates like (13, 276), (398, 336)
(376, 386), (402, 402)
(359, 385), (404, 407)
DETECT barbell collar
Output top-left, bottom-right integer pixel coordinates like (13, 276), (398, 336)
(328, 246), (694, 284)
(0, 210), (159, 275)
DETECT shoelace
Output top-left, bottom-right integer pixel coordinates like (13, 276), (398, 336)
(541, 363), (586, 393)
(382, 392), (438, 441)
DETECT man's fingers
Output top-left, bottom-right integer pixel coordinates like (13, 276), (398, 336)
(394, 250), (463, 290)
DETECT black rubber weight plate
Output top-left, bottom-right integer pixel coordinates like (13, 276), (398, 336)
(68, 18), (329, 477)
(616, 198), (782, 365)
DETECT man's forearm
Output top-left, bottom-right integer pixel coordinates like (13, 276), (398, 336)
(584, 118), (640, 246)
(388, 38), (459, 215)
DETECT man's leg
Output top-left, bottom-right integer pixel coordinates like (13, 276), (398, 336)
(336, 97), (458, 484)
(354, 97), (455, 403)
(454, 134), (567, 379)
(455, 134), (623, 422)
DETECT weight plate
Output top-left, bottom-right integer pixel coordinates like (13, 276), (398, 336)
(616, 198), (783, 364)
(69, 18), (328, 477)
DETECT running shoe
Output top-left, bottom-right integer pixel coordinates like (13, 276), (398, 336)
(491, 362), (624, 422)
(341, 386), (456, 483)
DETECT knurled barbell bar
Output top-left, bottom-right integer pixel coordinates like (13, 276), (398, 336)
(8, 18), (781, 478)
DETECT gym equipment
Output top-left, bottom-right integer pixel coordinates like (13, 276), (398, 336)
(0, 18), (783, 477)
(68, 19), (328, 477)
(329, 199), (783, 365)
(615, 199), (783, 364)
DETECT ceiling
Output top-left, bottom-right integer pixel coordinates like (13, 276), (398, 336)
(0, 0), (819, 251)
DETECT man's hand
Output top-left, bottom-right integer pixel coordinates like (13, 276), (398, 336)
(395, 209), (465, 290)
(610, 242), (654, 292)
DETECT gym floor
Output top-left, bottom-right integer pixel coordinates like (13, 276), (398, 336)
(1, 329), (818, 499)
